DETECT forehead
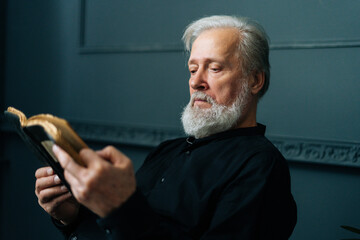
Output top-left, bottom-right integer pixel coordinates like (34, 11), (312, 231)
(189, 28), (240, 63)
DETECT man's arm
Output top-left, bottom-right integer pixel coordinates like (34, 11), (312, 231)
(52, 145), (181, 239)
(51, 144), (296, 239)
(95, 150), (296, 240)
(199, 151), (297, 240)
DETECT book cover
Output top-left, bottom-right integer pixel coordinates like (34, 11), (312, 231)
(4, 107), (88, 191)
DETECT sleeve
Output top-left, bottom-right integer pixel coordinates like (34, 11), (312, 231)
(96, 189), (158, 239)
(97, 150), (296, 240)
(96, 189), (188, 240)
(52, 191), (175, 240)
(53, 140), (188, 240)
(52, 205), (107, 240)
(199, 151), (297, 240)
(53, 145), (296, 240)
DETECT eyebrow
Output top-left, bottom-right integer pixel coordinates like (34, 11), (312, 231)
(188, 57), (225, 65)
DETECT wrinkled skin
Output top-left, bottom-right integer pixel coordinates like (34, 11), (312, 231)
(35, 145), (136, 224)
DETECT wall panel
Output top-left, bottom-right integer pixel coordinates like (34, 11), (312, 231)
(2, 0), (360, 239)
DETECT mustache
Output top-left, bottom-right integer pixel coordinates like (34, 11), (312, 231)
(190, 92), (216, 106)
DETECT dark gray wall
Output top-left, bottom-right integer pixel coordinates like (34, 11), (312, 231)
(1, 0), (360, 239)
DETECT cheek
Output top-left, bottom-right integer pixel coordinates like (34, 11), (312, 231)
(220, 90), (238, 105)
(214, 80), (242, 105)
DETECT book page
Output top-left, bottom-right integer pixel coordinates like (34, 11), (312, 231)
(41, 140), (59, 163)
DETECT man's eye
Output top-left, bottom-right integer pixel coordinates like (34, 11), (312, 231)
(210, 68), (220, 72)
(190, 69), (197, 74)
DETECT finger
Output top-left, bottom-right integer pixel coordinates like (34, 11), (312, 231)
(63, 170), (81, 192)
(63, 170), (86, 204)
(35, 174), (63, 194)
(38, 185), (69, 204)
(35, 166), (54, 178)
(96, 146), (128, 165)
(42, 192), (73, 214)
(53, 144), (84, 178)
(80, 148), (108, 167)
(96, 145), (117, 159)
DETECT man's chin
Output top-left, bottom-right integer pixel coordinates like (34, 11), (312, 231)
(192, 101), (212, 109)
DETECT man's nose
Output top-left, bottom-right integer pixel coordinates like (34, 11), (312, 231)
(190, 69), (209, 91)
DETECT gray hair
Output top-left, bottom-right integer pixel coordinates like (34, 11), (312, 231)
(182, 15), (270, 98)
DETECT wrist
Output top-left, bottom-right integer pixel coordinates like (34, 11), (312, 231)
(58, 207), (80, 226)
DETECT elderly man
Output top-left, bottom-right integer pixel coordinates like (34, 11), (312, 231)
(35, 15), (297, 239)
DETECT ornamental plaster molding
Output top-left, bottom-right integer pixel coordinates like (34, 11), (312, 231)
(1, 120), (359, 167)
(69, 121), (360, 167)
(70, 121), (183, 147)
(269, 137), (360, 167)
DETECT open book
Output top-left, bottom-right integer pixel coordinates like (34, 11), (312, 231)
(4, 107), (88, 190)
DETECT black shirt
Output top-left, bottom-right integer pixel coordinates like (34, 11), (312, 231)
(57, 124), (297, 239)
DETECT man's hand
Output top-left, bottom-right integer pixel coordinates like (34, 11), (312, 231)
(35, 167), (80, 225)
(52, 145), (136, 218)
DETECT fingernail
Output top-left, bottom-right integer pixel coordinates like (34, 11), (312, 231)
(47, 168), (53, 175)
(52, 144), (59, 153)
(54, 175), (61, 184)
(61, 185), (68, 191)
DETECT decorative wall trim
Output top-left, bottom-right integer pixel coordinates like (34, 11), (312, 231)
(69, 121), (183, 148)
(78, 1), (360, 54)
(78, 40), (360, 54)
(73, 122), (360, 168)
(79, 43), (183, 54)
(1, 120), (359, 167)
(269, 136), (360, 168)
(270, 39), (360, 50)
(78, 0), (183, 54)
(19, 120), (360, 168)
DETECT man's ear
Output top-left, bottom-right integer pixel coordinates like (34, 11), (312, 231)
(249, 71), (265, 95)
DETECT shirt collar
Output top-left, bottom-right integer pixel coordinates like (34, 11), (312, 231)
(184, 123), (266, 150)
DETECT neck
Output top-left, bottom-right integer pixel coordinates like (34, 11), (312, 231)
(235, 96), (258, 128)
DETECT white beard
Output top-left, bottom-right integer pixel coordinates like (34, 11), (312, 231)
(181, 81), (250, 139)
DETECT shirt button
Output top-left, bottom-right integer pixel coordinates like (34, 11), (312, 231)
(70, 234), (78, 240)
(105, 228), (111, 234)
(161, 177), (165, 183)
(186, 151), (190, 155)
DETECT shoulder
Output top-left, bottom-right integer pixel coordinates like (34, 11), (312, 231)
(227, 134), (284, 160)
(231, 135), (287, 173)
(252, 137), (285, 161)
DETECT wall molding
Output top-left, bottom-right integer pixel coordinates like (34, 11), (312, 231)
(71, 122), (360, 168)
(78, 0), (183, 54)
(78, 1), (360, 54)
(69, 121), (183, 148)
(79, 43), (183, 54)
(78, 40), (360, 54)
(78, 39), (360, 54)
(270, 136), (360, 167)
(270, 39), (360, 50)
(4, 120), (359, 167)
